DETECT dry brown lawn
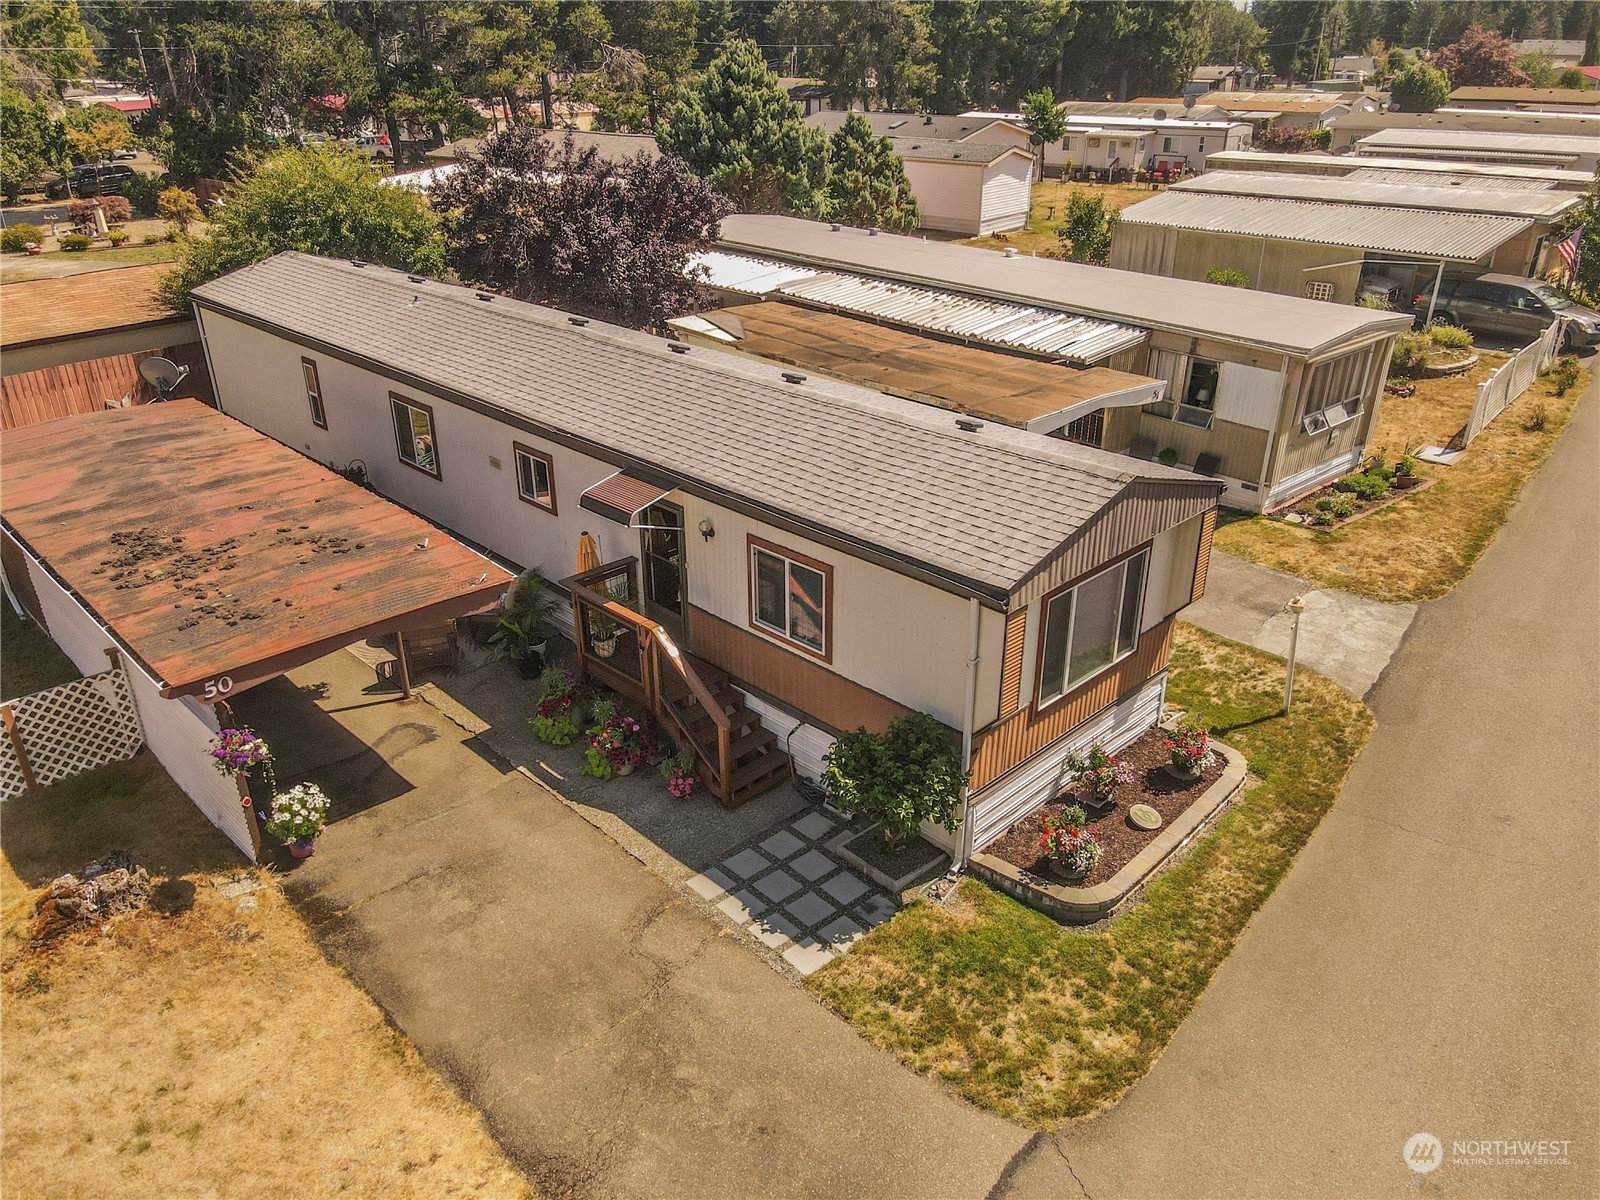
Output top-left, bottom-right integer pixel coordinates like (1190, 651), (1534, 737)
(954, 177), (1153, 257)
(1, 742), (532, 1199)
(1214, 356), (1588, 603)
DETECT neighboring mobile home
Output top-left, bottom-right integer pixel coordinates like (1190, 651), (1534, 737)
(190, 254), (1222, 860)
(706, 215), (1411, 511)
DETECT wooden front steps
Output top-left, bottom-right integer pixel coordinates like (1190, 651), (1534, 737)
(665, 659), (789, 808)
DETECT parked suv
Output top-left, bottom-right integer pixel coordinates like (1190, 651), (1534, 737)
(1416, 273), (1600, 350)
(45, 162), (136, 199)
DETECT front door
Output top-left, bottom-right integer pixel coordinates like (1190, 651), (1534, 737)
(640, 501), (687, 647)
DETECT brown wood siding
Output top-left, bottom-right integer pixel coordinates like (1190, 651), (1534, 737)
(969, 615), (1176, 792)
(0, 342), (213, 432)
(1109, 412), (1271, 482)
(1192, 509), (1216, 603)
(0, 530), (45, 631)
(686, 605), (910, 734)
(998, 607), (1028, 716)
(1010, 483), (1217, 606)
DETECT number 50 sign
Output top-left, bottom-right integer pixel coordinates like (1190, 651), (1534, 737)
(201, 676), (234, 700)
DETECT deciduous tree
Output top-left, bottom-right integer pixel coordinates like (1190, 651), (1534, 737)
(159, 144), (443, 309)
(823, 112), (917, 232)
(1057, 191), (1118, 265)
(659, 37), (826, 215)
(1431, 24), (1529, 87)
(1389, 59), (1451, 112)
(433, 126), (729, 331)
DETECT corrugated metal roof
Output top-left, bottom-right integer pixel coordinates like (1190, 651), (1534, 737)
(1118, 190), (1532, 260)
(1173, 170), (1577, 218)
(690, 250), (1147, 363)
(192, 254), (1214, 600)
(717, 214), (1413, 358)
(1202, 149), (1592, 184)
(1344, 167), (1556, 192)
(1355, 127), (1598, 157)
(0, 399), (513, 696)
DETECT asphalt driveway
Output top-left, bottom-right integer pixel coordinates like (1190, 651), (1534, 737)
(236, 651), (1027, 1200)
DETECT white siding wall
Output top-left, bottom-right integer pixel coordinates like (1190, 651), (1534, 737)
(201, 310), (1009, 734)
(18, 542), (253, 858)
(903, 159), (987, 234)
(1215, 362), (1285, 430)
(977, 155), (1035, 234)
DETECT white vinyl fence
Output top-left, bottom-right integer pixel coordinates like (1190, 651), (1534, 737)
(1451, 318), (1564, 451)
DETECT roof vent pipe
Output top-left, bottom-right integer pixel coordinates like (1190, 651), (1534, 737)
(568, 316), (588, 326)
(956, 418), (983, 432)
(868, 227), (879, 236)
(1003, 247), (1018, 258)
(782, 371), (807, 384)
(829, 222), (841, 231)
(476, 292), (494, 301)
(668, 342), (690, 354)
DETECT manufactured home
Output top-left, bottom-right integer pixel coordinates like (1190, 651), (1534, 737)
(190, 253), (1222, 859)
(1055, 115), (1253, 176)
(704, 215), (1411, 511)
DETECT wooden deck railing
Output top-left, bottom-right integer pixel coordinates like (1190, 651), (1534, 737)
(561, 558), (733, 803)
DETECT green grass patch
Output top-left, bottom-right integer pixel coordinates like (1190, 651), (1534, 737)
(42, 242), (180, 265)
(1, 604), (80, 698)
(807, 623), (1373, 1126)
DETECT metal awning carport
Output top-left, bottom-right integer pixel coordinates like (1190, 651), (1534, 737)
(580, 467), (678, 526)
(0, 400), (516, 699)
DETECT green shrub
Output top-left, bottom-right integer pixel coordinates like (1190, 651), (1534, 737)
(1334, 471), (1389, 501)
(107, 228), (128, 246)
(823, 712), (966, 848)
(1426, 321), (1474, 350)
(1157, 447), (1180, 467)
(1391, 333), (1432, 377)
(1521, 403), (1547, 433)
(1331, 495), (1358, 519)
(1548, 354), (1581, 397)
(122, 171), (167, 215)
(1357, 292), (1394, 310)
(1205, 266), (1250, 288)
(0, 223), (45, 252)
(1395, 453), (1420, 477)
(59, 233), (92, 252)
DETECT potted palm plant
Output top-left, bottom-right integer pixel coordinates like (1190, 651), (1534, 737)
(488, 569), (559, 677)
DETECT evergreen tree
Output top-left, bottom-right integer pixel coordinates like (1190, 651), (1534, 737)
(659, 37), (826, 215)
(824, 112), (918, 233)
(1389, 60), (1452, 112)
(773, 0), (935, 111)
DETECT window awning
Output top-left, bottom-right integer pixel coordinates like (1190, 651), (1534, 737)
(579, 467), (677, 526)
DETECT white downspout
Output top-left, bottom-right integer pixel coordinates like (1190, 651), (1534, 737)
(955, 596), (982, 872)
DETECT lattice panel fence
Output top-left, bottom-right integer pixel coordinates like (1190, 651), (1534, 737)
(0, 668), (145, 800)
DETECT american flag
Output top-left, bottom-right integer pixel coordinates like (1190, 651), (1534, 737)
(1557, 226), (1584, 283)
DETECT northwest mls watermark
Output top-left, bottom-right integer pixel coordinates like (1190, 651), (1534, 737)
(1405, 1132), (1575, 1173)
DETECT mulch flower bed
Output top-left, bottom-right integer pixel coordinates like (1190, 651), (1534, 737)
(982, 727), (1225, 888)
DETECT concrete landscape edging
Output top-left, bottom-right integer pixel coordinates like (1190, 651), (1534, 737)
(968, 740), (1248, 923)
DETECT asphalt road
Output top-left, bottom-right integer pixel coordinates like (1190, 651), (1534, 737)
(998, 367), (1600, 1197)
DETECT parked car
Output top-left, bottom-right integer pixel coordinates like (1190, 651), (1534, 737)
(45, 162), (136, 199)
(1416, 272), (1600, 350)
(111, 146), (138, 160)
(352, 134), (390, 161)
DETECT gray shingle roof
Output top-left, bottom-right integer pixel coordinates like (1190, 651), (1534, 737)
(888, 136), (1028, 164)
(807, 110), (1027, 142)
(191, 254), (1214, 600)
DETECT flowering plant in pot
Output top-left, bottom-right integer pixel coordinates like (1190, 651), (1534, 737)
(1064, 743), (1134, 813)
(1165, 723), (1210, 778)
(659, 750), (697, 798)
(581, 701), (645, 778)
(529, 668), (587, 745)
(264, 783), (330, 857)
(210, 726), (277, 803)
(1039, 806), (1102, 880)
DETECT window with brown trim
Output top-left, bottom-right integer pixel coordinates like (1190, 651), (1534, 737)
(1036, 549), (1148, 708)
(301, 357), (327, 429)
(513, 442), (556, 513)
(748, 535), (832, 662)
(390, 393), (439, 478)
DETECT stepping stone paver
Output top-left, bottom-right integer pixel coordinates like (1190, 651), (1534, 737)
(816, 914), (866, 949)
(686, 867), (734, 900)
(855, 894), (898, 927)
(781, 938), (836, 976)
(784, 890), (836, 927)
(789, 849), (838, 882)
(717, 890), (766, 926)
(759, 829), (806, 860)
(750, 910), (802, 949)
(723, 848), (772, 880)
(790, 811), (836, 840)
(820, 870), (869, 906)
(752, 868), (803, 903)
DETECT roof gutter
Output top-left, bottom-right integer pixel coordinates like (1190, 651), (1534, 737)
(189, 294), (1018, 608)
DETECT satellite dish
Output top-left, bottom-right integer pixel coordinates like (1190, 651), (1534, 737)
(1153, 108), (1169, 121)
(1183, 93), (1197, 110)
(138, 356), (190, 400)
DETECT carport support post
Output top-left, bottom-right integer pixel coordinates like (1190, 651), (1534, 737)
(1424, 259), (1444, 328)
(216, 699), (264, 862)
(394, 631), (413, 699)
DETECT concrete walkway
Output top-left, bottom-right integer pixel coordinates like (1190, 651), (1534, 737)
(235, 652), (1027, 1200)
(998, 374), (1600, 1197)
(1184, 551), (1417, 698)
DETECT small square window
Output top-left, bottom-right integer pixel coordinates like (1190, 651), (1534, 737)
(301, 358), (326, 429)
(513, 443), (556, 513)
(390, 393), (439, 478)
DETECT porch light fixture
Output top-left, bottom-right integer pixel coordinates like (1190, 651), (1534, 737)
(698, 517), (715, 542)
